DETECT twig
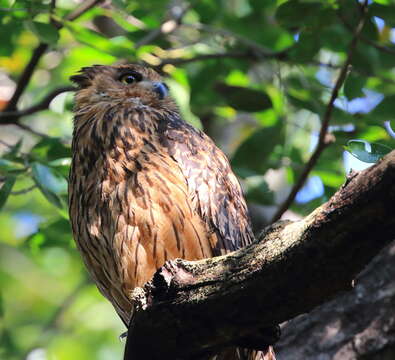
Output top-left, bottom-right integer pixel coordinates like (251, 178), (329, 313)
(135, 1), (195, 49)
(4, 43), (49, 113)
(11, 185), (37, 195)
(156, 51), (255, 68)
(13, 122), (51, 138)
(0, 86), (75, 123)
(182, 23), (290, 61)
(65, 0), (103, 22)
(155, 49), (287, 69)
(0, 139), (30, 158)
(2, 0), (103, 115)
(22, 279), (89, 360)
(271, 0), (370, 223)
(0, 139), (15, 149)
(338, 9), (395, 57)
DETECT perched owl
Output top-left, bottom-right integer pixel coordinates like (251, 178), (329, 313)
(69, 64), (276, 360)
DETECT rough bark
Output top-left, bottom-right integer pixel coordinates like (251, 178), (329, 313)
(124, 150), (395, 360)
(276, 241), (395, 360)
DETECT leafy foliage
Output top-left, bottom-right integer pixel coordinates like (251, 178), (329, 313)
(0, 0), (394, 359)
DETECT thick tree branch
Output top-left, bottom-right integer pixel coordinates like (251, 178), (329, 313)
(271, 0), (369, 223)
(125, 150), (395, 360)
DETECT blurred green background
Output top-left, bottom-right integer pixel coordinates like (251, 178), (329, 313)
(1, 0), (395, 359)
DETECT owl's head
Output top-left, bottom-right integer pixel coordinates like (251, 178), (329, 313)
(70, 64), (176, 111)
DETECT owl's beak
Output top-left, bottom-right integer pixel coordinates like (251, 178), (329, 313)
(139, 81), (169, 100)
(152, 82), (169, 100)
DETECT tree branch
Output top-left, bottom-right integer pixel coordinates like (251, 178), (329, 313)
(337, 8), (395, 57)
(0, 86), (75, 123)
(154, 48), (288, 70)
(4, 43), (49, 112)
(271, 0), (369, 223)
(124, 150), (395, 360)
(64, 0), (103, 22)
(2, 0), (103, 115)
(135, 1), (194, 49)
(181, 23), (291, 62)
(11, 184), (37, 195)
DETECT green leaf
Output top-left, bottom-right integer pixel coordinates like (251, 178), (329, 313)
(0, 290), (3, 317)
(344, 73), (366, 100)
(3, 138), (23, 160)
(28, 232), (45, 255)
(288, 31), (321, 62)
(31, 162), (68, 209)
(31, 138), (71, 162)
(286, 75), (325, 114)
(372, 0), (391, 4)
(370, 95), (395, 121)
(65, 22), (135, 58)
(276, 1), (323, 28)
(0, 176), (16, 210)
(344, 139), (392, 163)
(27, 218), (72, 252)
(0, 0), (15, 6)
(0, 159), (25, 175)
(215, 83), (272, 112)
(370, 3), (395, 26)
(320, 24), (350, 52)
(48, 158), (71, 178)
(242, 175), (274, 205)
(0, 18), (22, 56)
(232, 125), (283, 174)
(351, 45), (380, 74)
(26, 21), (59, 45)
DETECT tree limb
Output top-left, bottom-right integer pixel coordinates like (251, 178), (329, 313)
(271, 0), (369, 223)
(124, 150), (395, 360)
(2, 0), (103, 116)
(0, 86), (75, 123)
(4, 43), (49, 113)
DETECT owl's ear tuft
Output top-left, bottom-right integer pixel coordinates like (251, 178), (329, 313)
(70, 74), (90, 88)
(70, 65), (103, 88)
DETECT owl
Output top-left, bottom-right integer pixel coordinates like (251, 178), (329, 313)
(69, 64), (276, 360)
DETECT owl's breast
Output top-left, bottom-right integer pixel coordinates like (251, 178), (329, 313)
(69, 135), (214, 324)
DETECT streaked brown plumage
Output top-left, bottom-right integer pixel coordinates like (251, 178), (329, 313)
(69, 64), (275, 360)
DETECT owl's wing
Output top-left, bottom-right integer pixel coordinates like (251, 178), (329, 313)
(158, 116), (254, 255)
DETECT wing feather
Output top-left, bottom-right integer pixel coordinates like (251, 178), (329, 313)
(158, 116), (254, 255)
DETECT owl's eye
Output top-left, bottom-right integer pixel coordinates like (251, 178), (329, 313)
(119, 72), (142, 84)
